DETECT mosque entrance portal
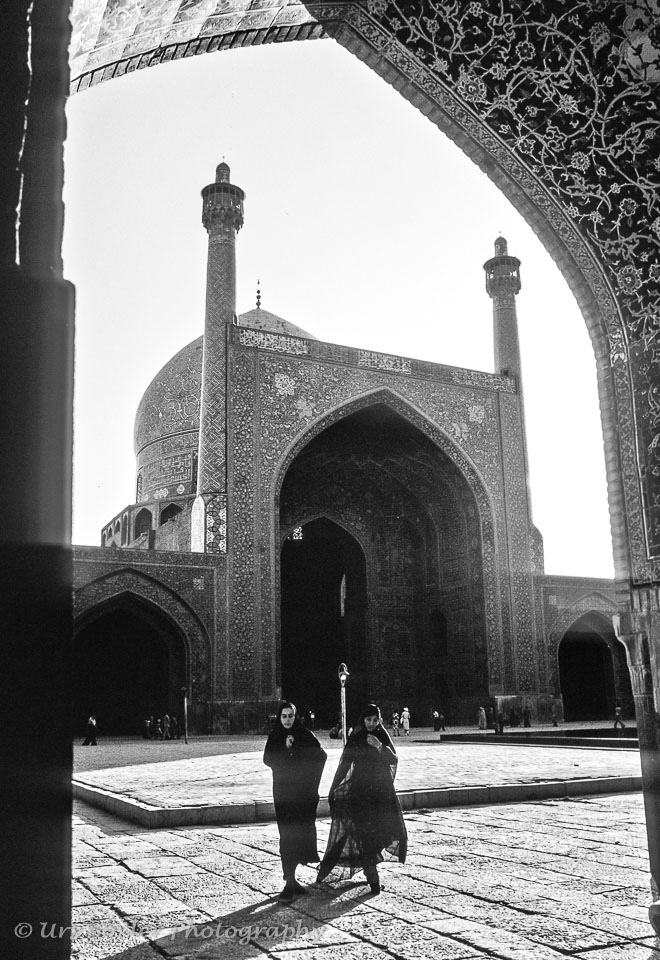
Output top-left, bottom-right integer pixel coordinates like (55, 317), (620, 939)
(73, 601), (186, 736)
(280, 518), (367, 727)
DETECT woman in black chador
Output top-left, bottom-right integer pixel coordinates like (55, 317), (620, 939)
(316, 703), (407, 895)
(263, 701), (327, 901)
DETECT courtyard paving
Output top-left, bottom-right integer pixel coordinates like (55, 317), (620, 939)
(65, 732), (660, 959)
(71, 792), (658, 960)
(73, 731), (643, 826)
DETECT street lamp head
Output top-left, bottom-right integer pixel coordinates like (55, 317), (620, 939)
(338, 662), (350, 683)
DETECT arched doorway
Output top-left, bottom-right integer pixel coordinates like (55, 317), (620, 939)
(558, 612), (631, 722)
(74, 598), (186, 736)
(278, 401), (490, 726)
(280, 517), (367, 726)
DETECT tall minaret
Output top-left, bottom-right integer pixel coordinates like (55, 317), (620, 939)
(484, 236), (533, 525)
(484, 236), (522, 380)
(198, 161), (244, 495)
(191, 162), (244, 553)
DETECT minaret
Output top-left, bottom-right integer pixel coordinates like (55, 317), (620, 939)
(484, 236), (522, 380)
(197, 161), (244, 498)
(191, 162), (244, 553)
(484, 237), (533, 524)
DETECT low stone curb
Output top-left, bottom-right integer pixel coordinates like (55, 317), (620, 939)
(73, 774), (643, 829)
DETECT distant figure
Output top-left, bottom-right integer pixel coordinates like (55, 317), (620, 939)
(432, 710), (441, 732)
(391, 712), (400, 737)
(478, 707), (487, 730)
(497, 711), (505, 735)
(522, 705), (531, 728)
(170, 716), (179, 740)
(162, 714), (171, 740)
(551, 705), (558, 727)
(308, 710), (316, 730)
(82, 714), (97, 746)
(400, 707), (411, 737)
(614, 704), (626, 730)
(487, 706), (496, 730)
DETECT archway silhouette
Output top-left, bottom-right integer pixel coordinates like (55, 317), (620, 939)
(74, 597), (186, 735)
(557, 611), (632, 722)
(280, 517), (367, 726)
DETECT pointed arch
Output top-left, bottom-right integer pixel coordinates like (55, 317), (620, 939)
(274, 387), (503, 704)
(74, 568), (212, 698)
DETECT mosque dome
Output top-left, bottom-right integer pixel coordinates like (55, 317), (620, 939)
(134, 308), (316, 468)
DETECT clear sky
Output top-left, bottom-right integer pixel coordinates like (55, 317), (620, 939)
(63, 37), (614, 578)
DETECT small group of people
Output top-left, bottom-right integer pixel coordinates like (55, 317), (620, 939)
(477, 703), (532, 732)
(143, 714), (181, 740)
(390, 706), (411, 737)
(264, 701), (407, 901)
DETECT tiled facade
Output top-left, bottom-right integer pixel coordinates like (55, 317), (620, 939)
(73, 166), (624, 733)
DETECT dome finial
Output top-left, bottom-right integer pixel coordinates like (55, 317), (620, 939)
(256, 279), (261, 310)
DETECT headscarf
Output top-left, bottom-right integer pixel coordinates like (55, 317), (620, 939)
(268, 700), (305, 744)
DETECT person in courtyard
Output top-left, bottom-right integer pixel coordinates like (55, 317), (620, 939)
(400, 706), (411, 736)
(614, 704), (626, 730)
(263, 700), (327, 902)
(82, 714), (97, 745)
(487, 705), (496, 730)
(391, 711), (400, 736)
(478, 706), (487, 730)
(316, 703), (407, 895)
(522, 704), (531, 728)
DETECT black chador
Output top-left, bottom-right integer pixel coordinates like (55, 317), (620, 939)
(263, 703), (327, 900)
(317, 705), (407, 892)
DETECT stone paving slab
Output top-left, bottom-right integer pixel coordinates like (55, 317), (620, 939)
(68, 792), (660, 960)
(73, 741), (643, 827)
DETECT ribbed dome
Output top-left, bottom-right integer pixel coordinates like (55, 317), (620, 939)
(134, 309), (316, 455)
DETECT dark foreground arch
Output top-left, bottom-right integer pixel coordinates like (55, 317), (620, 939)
(4, 3), (660, 953)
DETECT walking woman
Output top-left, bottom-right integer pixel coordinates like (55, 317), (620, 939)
(316, 703), (407, 895)
(263, 701), (327, 901)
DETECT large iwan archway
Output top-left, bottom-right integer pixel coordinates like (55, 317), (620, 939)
(279, 401), (491, 726)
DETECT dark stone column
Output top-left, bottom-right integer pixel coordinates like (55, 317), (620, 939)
(1, 271), (74, 958)
(1, 0), (74, 956)
(614, 586), (660, 930)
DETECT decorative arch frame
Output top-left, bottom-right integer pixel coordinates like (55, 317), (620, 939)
(66, 0), (660, 586)
(271, 385), (504, 686)
(74, 569), (213, 699)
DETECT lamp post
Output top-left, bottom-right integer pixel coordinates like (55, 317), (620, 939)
(181, 685), (188, 744)
(338, 662), (350, 745)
